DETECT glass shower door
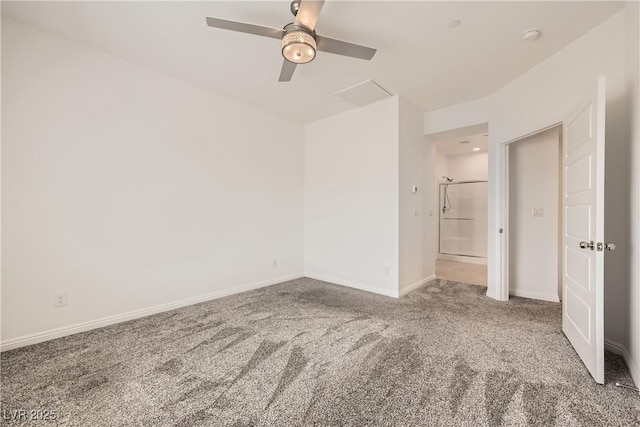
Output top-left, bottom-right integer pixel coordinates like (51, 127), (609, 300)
(439, 181), (488, 258)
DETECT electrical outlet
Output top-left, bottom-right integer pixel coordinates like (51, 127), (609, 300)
(54, 293), (67, 307)
(532, 208), (544, 217)
(384, 267), (390, 276)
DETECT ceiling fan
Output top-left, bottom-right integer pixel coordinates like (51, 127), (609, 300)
(205, 0), (377, 82)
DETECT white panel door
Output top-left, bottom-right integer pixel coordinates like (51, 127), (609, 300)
(562, 77), (606, 384)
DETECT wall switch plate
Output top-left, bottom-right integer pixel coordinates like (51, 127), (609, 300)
(412, 186), (418, 193)
(55, 293), (67, 307)
(532, 208), (544, 217)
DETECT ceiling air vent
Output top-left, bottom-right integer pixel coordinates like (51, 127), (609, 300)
(335, 79), (392, 107)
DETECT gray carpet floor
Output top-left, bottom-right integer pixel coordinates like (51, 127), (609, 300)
(1, 278), (639, 426)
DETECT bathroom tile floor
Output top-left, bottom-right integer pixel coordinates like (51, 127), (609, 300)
(435, 259), (487, 286)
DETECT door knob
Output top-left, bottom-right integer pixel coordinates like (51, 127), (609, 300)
(579, 241), (595, 250)
(604, 242), (616, 251)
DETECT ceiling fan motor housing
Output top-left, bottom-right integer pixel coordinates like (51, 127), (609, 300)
(282, 23), (317, 64)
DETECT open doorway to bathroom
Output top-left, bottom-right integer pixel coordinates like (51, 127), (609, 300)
(432, 129), (488, 286)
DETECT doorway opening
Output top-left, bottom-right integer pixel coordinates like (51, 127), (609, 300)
(493, 77), (608, 384)
(506, 125), (563, 302)
(428, 125), (488, 287)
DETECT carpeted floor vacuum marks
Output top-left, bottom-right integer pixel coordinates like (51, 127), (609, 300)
(2, 278), (639, 426)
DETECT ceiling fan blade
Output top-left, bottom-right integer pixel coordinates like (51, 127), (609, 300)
(278, 60), (297, 82)
(316, 35), (377, 60)
(294, 0), (325, 31)
(206, 17), (284, 40)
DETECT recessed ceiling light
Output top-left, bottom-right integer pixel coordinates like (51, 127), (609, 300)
(449, 20), (461, 29)
(472, 147), (481, 152)
(521, 28), (541, 41)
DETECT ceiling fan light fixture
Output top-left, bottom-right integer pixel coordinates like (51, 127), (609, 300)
(282, 26), (316, 64)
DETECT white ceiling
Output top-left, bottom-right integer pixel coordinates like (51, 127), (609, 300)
(2, 1), (625, 123)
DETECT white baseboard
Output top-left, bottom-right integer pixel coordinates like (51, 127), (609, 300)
(485, 288), (508, 302)
(1, 273), (303, 352)
(605, 339), (640, 391)
(509, 289), (560, 303)
(303, 272), (398, 298)
(399, 274), (436, 297)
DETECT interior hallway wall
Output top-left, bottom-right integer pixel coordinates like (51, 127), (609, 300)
(304, 97), (400, 297)
(423, 140), (438, 280)
(305, 96), (429, 297)
(399, 98), (427, 292)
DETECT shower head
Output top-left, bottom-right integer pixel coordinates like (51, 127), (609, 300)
(442, 176), (454, 183)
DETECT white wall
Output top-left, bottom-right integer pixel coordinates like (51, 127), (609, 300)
(399, 98), (427, 292)
(304, 96), (428, 297)
(508, 127), (561, 302)
(424, 97), (490, 136)
(422, 140), (438, 280)
(1, 20), (305, 346)
(423, 4), (639, 385)
(434, 146), (449, 184)
(625, 0), (640, 389)
(431, 148), (449, 260)
(445, 152), (489, 182)
(304, 97), (399, 297)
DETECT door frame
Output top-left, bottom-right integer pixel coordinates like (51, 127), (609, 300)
(494, 122), (562, 301)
